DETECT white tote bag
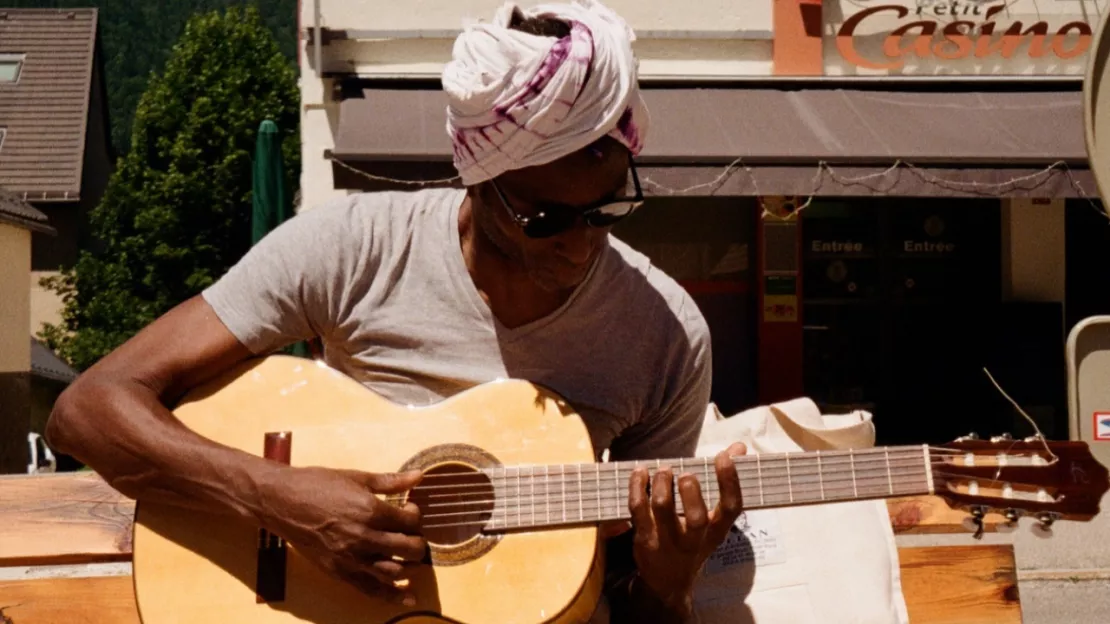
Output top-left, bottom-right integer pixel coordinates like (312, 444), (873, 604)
(689, 398), (910, 624)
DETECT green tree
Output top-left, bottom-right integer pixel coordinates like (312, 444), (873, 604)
(39, 5), (300, 371)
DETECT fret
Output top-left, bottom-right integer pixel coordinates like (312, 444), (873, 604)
(494, 468), (506, 530)
(703, 457), (713, 508)
(785, 454), (793, 503)
(559, 464), (567, 523)
(593, 463), (601, 522)
(515, 467), (522, 527)
(613, 462), (620, 521)
(884, 448), (894, 495)
(676, 457), (686, 513)
(510, 468), (518, 529)
(676, 457), (684, 511)
(529, 465), (536, 527)
(850, 449), (858, 498)
(488, 470), (499, 530)
(756, 454), (764, 505)
(499, 467), (510, 529)
(544, 465), (550, 526)
(923, 445), (935, 495)
(816, 450), (825, 501)
(576, 464), (584, 521)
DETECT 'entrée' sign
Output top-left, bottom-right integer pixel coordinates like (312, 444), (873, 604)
(835, 1), (1093, 71)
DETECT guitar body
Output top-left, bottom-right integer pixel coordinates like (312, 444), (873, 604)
(132, 356), (605, 624)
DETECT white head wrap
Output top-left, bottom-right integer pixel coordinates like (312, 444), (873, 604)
(442, 0), (650, 186)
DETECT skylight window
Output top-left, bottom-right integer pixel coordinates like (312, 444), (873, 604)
(0, 55), (25, 83)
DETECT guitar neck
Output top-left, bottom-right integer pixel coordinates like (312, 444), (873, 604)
(482, 445), (935, 531)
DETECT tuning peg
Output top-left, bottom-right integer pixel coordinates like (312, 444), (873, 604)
(1032, 512), (1060, 539)
(967, 505), (988, 539)
(1024, 434), (1045, 443)
(997, 508), (1021, 533)
(990, 433), (1013, 443)
(956, 432), (980, 442)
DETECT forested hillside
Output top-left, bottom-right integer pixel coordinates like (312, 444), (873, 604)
(5, 0), (298, 154)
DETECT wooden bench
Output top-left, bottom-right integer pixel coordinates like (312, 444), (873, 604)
(0, 472), (1021, 623)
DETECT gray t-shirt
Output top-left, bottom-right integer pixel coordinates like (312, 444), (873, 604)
(202, 187), (712, 461)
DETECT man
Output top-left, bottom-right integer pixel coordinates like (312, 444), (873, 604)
(44, 1), (745, 622)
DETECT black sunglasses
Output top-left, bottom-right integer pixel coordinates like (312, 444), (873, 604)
(489, 154), (644, 239)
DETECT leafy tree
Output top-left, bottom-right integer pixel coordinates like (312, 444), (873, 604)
(39, 5), (300, 371)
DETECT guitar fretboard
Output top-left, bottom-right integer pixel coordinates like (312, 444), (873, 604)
(479, 446), (933, 531)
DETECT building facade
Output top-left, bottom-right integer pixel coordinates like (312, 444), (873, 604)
(296, 0), (1108, 444)
(0, 8), (110, 474)
(0, 8), (115, 339)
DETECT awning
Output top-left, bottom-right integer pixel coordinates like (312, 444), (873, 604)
(329, 85), (1096, 198)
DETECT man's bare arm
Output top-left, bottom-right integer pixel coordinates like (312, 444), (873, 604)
(46, 295), (430, 599)
(44, 295), (284, 524)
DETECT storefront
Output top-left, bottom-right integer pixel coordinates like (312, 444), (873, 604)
(305, 0), (1103, 443)
(774, 0), (1100, 443)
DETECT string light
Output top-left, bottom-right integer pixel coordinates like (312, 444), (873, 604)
(326, 154), (1109, 221)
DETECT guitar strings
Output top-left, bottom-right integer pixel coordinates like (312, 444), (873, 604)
(390, 449), (987, 497)
(415, 468), (1038, 532)
(414, 475), (937, 530)
(403, 445), (1021, 483)
(982, 366), (1060, 470)
(411, 460), (932, 505)
(404, 455), (932, 497)
(408, 465), (932, 521)
(408, 447), (938, 484)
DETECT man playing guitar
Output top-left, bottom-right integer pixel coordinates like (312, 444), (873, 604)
(45, 1), (747, 621)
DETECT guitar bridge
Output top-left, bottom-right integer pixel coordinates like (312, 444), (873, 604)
(256, 431), (292, 603)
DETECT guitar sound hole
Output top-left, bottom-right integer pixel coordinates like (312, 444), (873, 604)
(408, 463), (494, 546)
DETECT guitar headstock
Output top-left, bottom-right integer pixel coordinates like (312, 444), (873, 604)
(932, 433), (1110, 537)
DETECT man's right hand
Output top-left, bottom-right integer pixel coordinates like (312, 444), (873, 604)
(43, 296), (429, 603)
(260, 466), (426, 602)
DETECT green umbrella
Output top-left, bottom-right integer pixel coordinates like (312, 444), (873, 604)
(252, 119), (312, 359)
(252, 120), (292, 245)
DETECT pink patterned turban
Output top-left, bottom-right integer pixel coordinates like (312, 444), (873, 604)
(442, 0), (650, 186)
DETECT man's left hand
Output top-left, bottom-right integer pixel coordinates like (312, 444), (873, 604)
(625, 442), (747, 618)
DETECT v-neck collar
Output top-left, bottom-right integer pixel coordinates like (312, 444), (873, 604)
(444, 191), (606, 342)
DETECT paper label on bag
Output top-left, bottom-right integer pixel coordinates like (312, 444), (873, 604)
(703, 509), (787, 574)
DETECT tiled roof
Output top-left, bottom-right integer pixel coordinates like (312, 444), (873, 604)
(0, 8), (98, 201)
(0, 186), (54, 234)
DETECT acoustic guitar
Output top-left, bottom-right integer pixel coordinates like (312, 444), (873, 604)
(131, 355), (1109, 624)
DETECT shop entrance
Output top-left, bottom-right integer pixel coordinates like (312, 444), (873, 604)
(801, 198), (1063, 445)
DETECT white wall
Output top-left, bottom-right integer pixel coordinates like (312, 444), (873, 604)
(297, 0), (775, 210)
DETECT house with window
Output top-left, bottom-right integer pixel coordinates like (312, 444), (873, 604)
(0, 7), (112, 474)
(0, 7), (113, 336)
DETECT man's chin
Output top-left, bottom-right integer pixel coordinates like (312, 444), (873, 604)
(529, 264), (590, 292)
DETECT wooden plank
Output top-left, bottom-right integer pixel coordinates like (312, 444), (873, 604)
(887, 496), (1004, 535)
(899, 545), (1022, 624)
(0, 547), (1020, 624)
(0, 473), (134, 566)
(0, 576), (140, 624)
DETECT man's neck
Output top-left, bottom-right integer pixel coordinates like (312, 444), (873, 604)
(457, 196), (574, 329)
